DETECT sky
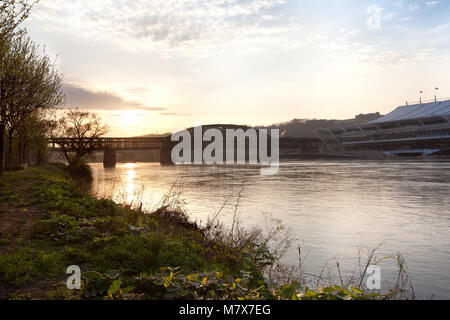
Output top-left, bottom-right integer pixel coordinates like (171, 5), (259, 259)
(23, 0), (450, 136)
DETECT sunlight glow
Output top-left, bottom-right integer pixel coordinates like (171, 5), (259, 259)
(125, 164), (136, 204)
(121, 111), (139, 128)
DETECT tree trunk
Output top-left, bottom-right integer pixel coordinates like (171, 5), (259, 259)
(23, 140), (29, 166)
(36, 148), (40, 166)
(7, 131), (13, 171)
(0, 124), (4, 175)
(18, 137), (23, 167)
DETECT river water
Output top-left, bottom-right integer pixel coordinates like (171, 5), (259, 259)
(90, 160), (450, 299)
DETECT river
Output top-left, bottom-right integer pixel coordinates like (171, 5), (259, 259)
(90, 160), (450, 299)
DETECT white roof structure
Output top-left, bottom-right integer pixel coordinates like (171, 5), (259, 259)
(368, 100), (450, 124)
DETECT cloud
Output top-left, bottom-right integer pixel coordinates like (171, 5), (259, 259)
(429, 23), (450, 33)
(382, 13), (396, 21)
(30, 1), (450, 76)
(31, 0), (289, 56)
(159, 112), (193, 116)
(426, 1), (439, 7)
(63, 84), (166, 111)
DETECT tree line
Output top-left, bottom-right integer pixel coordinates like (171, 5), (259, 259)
(1, 1), (108, 176)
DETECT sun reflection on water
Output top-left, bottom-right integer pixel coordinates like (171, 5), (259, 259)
(124, 163), (136, 204)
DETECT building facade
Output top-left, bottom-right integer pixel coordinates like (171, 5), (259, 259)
(316, 100), (450, 157)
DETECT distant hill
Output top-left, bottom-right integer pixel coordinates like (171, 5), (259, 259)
(261, 112), (382, 138)
(137, 112), (382, 139)
(138, 133), (170, 138)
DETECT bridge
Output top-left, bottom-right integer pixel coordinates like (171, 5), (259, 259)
(48, 125), (321, 167)
(48, 136), (170, 167)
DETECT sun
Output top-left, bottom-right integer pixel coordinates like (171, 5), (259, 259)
(121, 111), (139, 126)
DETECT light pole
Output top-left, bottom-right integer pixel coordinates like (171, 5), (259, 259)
(435, 87), (439, 102)
(419, 91), (423, 104)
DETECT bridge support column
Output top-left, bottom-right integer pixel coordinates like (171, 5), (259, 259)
(160, 147), (174, 165)
(103, 149), (116, 168)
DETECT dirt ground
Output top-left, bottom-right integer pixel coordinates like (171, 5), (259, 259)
(0, 204), (44, 254)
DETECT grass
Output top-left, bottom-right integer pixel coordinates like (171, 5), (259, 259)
(0, 165), (414, 300)
(0, 165), (274, 299)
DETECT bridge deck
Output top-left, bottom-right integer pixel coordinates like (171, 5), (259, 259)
(48, 137), (167, 151)
(48, 137), (322, 151)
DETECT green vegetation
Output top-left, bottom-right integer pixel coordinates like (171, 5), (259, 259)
(0, 165), (407, 300)
(66, 157), (94, 185)
(1, 1), (64, 175)
(0, 165), (269, 299)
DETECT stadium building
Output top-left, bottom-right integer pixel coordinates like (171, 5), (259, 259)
(316, 99), (450, 157)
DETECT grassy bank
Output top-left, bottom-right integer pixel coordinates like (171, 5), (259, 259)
(0, 165), (397, 300)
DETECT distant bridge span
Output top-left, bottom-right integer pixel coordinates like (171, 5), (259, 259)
(48, 125), (321, 167)
(49, 137), (168, 151)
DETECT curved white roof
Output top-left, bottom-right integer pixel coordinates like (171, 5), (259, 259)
(369, 100), (450, 124)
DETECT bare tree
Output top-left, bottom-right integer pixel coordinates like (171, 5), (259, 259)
(53, 109), (109, 164)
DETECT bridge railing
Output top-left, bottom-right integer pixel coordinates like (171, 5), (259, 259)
(48, 137), (168, 151)
(48, 136), (323, 151)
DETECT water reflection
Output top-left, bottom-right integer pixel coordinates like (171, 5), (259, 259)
(124, 163), (136, 204)
(90, 160), (450, 299)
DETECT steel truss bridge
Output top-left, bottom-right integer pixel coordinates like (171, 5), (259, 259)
(48, 125), (321, 167)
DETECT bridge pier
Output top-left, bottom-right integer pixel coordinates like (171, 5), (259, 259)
(103, 149), (117, 168)
(160, 147), (174, 165)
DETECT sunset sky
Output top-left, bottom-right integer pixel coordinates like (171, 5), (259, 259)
(24, 0), (450, 136)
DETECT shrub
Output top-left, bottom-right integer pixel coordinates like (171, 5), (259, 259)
(67, 158), (93, 182)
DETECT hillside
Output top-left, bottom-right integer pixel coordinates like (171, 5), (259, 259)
(135, 113), (382, 139)
(262, 113), (382, 138)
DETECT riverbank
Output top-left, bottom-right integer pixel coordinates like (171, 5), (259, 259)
(0, 165), (406, 300)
